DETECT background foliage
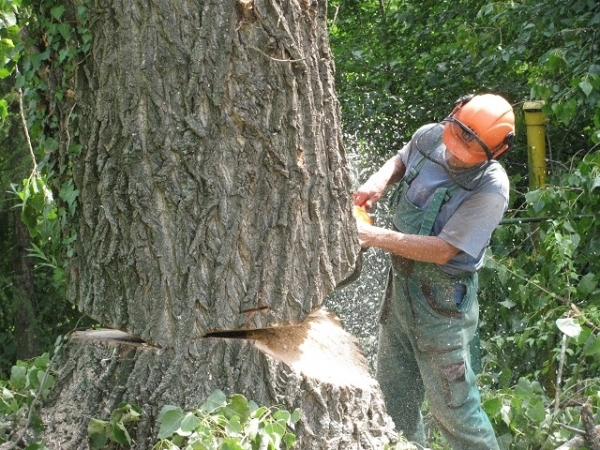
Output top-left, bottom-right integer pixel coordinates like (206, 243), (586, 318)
(328, 0), (600, 448)
(0, 0), (599, 448)
(0, 0), (91, 379)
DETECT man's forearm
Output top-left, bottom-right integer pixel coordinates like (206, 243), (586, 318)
(370, 154), (405, 188)
(360, 226), (460, 265)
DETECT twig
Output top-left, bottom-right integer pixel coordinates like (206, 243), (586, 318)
(555, 419), (600, 449)
(555, 333), (568, 414)
(17, 80), (38, 179)
(570, 304), (600, 333)
(557, 422), (586, 435)
(331, 5), (340, 26)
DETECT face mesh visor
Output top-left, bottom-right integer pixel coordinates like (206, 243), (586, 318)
(412, 126), (490, 191)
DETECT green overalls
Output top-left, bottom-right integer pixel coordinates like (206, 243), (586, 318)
(377, 157), (499, 450)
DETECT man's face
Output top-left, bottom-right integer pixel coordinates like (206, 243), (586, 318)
(444, 148), (480, 170)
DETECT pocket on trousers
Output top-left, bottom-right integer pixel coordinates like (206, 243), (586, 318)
(421, 280), (462, 319)
(441, 360), (469, 408)
(410, 276), (463, 353)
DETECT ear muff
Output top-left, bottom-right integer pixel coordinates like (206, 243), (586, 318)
(493, 131), (515, 158)
(503, 131), (515, 151)
(455, 94), (474, 107)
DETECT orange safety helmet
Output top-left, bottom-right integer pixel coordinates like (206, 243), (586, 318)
(442, 94), (515, 164)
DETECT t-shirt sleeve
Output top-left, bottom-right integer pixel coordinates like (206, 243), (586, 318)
(397, 143), (410, 165)
(438, 192), (507, 258)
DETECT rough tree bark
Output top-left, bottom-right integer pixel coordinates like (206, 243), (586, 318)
(41, 311), (398, 448)
(37, 0), (401, 448)
(68, 0), (356, 348)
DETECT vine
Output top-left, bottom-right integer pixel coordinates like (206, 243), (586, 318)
(1, 0), (91, 269)
(0, 0), (93, 378)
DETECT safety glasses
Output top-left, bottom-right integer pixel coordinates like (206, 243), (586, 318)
(442, 116), (494, 161)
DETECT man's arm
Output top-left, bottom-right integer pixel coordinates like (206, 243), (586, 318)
(357, 223), (461, 265)
(353, 154), (406, 209)
(352, 151), (460, 265)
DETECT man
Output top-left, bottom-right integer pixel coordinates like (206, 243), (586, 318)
(353, 94), (515, 450)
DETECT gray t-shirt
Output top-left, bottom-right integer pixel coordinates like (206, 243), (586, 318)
(396, 123), (509, 274)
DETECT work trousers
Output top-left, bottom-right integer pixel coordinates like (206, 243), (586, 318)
(377, 256), (499, 450)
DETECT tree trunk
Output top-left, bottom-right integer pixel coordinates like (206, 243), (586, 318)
(35, 0), (398, 448)
(12, 207), (39, 360)
(67, 0), (357, 349)
(41, 309), (399, 449)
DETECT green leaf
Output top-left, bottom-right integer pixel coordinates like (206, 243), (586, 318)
(514, 378), (534, 397)
(33, 353), (50, 369)
(575, 326), (592, 345)
(88, 418), (109, 448)
(225, 394), (251, 423)
(157, 406), (184, 439)
(111, 421), (132, 445)
(583, 334), (600, 356)
(2, 386), (14, 403)
(263, 421), (286, 448)
(221, 437), (245, 450)
(498, 369), (512, 388)
(579, 78), (593, 97)
(524, 398), (546, 424)
(283, 432), (297, 449)
(10, 364), (27, 390)
(201, 390), (227, 413)
(252, 406), (268, 419)
(112, 403), (142, 425)
(180, 412), (201, 434)
(273, 410), (290, 424)
(0, 98), (8, 119)
(290, 409), (301, 425)
(225, 415), (243, 436)
(483, 397), (503, 417)
(50, 5), (65, 20)
(88, 433), (108, 450)
(577, 273), (597, 295)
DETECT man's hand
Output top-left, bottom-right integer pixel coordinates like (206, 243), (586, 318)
(352, 154), (406, 208)
(356, 221), (377, 249)
(353, 180), (387, 209)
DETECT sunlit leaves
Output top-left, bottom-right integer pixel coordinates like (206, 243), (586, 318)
(88, 403), (142, 449)
(1, 353), (57, 445)
(153, 390), (300, 450)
